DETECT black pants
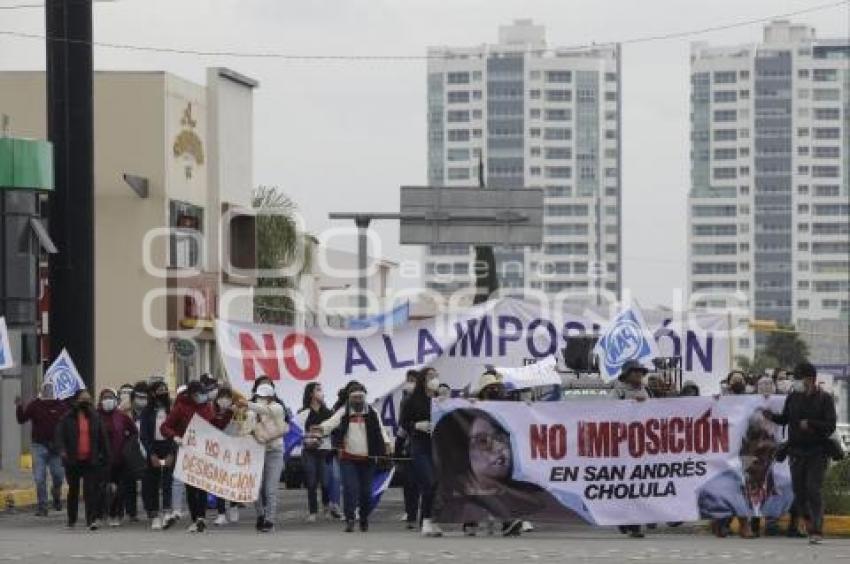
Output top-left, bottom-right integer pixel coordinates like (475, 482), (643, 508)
(105, 465), (128, 519)
(66, 462), (103, 526)
(123, 474), (138, 518)
(142, 464), (173, 516)
(302, 450), (330, 515)
(790, 454), (828, 535)
(186, 485), (207, 522)
(401, 462), (420, 524)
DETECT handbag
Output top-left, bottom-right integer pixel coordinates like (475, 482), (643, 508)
(122, 438), (147, 480)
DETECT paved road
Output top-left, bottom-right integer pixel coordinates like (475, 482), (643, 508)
(1, 489), (848, 563)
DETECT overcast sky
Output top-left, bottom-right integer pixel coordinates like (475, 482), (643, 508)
(1, 0), (847, 307)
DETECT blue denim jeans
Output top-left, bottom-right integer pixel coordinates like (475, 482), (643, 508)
(326, 455), (341, 506)
(411, 437), (435, 520)
(31, 442), (64, 511)
(254, 449), (285, 525)
(340, 459), (374, 524)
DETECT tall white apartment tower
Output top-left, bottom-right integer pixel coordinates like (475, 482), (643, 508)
(425, 20), (622, 301)
(688, 21), (849, 355)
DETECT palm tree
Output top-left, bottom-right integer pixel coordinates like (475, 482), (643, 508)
(252, 186), (312, 325)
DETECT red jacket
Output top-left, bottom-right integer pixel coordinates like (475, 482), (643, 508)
(160, 394), (230, 439)
(98, 408), (137, 467)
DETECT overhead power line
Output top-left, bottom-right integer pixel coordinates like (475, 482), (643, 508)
(0, 0), (847, 60)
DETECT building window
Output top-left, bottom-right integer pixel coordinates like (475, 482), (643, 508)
(798, 69), (810, 79)
(713, 110), (737, 122)
(798, 184), (810, 194)
(815, 185), (840, 196)
(713, 71), (737, 84)
(797, 204), (810, 214)
(529, 70), (541, 80)
(447, 129), (470, 142)
(739, 89), (750, 99)
(813, 69), (838, 82)
(605, 72), (617, 82)
(545, 109), (571, 121)
(544, 147), (571, 159)
(798, 165), (809, 175)
(447, 72), (470, 84)
(545, 71), (571, 83)
(798, 146), (810, 156)
(714, 148), (737, 160)
(447, 110), (470, 123)
(530, 166), (541, 176)
(797, 300), (809, 309)
(530, 108), (541, 119)
(530, 146), (542, 157)
(713, 167), (737, 179)
(545, 89), (572, 102)
(739, 70), (750, 80)
(472, 128), (482, 138)
(543, 128), (571, 140)
(530, 89), (541, 99)
(529, 128), (541, 138)
(169, 200), (204, 269)
(714, 129), (737, 141)
(798, 127), (810, 137)
(447, 167), (471, 180)
(812, 165), (839, 178)
(545, 166), (572, 179)
(472, 90), (482, 100)
(813, 108), (841, 120)
(713, 90), (737, 103)
(813, 88), (840, 101)
(447, 148), (470, 161)
(605, 91), (617, 102)
(813, 146), (840, 158)
(472, 71), (482, 81)
(813, 128), (841, 140)
(447, 91), (470, 103)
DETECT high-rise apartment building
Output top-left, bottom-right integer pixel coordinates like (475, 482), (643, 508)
(425, 20), (622, 302)
(688, 21), (849, 355)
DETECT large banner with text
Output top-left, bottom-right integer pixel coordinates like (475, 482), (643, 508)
(216, 298), (731, 413)
(431, 396), (791, 525)
(174, 416), (266, 503)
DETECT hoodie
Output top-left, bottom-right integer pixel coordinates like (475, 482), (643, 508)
(98, 407), (137, 468)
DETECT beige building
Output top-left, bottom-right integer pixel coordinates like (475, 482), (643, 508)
(0, 68), (258, 391)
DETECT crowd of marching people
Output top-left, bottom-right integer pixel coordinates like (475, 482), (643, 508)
(14, 359), (838, 544)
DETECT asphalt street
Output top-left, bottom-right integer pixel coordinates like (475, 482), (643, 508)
(1, 488), (848, 563)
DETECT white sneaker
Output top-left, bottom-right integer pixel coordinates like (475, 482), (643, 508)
(151, 517), (163, 530)
(186, 521), (198, 533)
(521, 521), (534, 533)
(421, 518), (443, 537)
(227, 506), (239, 523)
(108, 518), (121, 528)
(306, 513), (317, 523)
(214, 514), (227, 526)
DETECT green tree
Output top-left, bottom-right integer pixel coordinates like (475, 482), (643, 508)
(252, 186), (312, 325)
(735, 325), (809, 374)
(763, 325), (810, 369)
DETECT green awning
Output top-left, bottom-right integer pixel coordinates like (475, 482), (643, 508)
(0, 138), (54, 191)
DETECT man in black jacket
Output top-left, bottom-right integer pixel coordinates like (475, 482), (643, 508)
(764, 362), (836, 544)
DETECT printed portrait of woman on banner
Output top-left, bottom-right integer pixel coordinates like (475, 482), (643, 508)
(432, 408), (589, 523)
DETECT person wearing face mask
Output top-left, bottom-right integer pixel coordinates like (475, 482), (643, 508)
(15, 381), (70, 516)
(118, 384), (134, 413)
(725, 371), (748, 396)
(320, 382), (393, 533)
(161, 380), (231, 533)
(763, 362), (837, 545)
(119, 381), (149, 522)
(210, 386), (244, 526)
(774, 368), (793, 395)
(140, 381), (176, 530)
(298, 382), (334, 522)
(55, 389), (110, 530)
(400, 367), (444, 537)
(97, 388), (138, 527)
(239, 383), (288, 533)
(437, 383), (452, 400)
(396, 370), (421, 530)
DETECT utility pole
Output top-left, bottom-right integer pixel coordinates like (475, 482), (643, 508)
(45, 0), (96, 387)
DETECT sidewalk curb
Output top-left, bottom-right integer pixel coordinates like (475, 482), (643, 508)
(725, 516), (850, 537)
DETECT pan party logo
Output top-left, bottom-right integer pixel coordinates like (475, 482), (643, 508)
(173, 103), (204, 179)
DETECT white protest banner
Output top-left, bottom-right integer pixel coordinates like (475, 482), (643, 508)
(494, 356), (561, 391)
(43, 349), (86, 400)
(216, 297), (731, 413)
(0, 317), (12, 370)
(174, 415), (266, 503)
(594, 306), (660, 381)
(431, 396), (792, 526)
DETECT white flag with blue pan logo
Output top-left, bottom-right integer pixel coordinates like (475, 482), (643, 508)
(594, 306), (660, 382)
(44, 349), (86, 400)
(0, 317), (13, 371)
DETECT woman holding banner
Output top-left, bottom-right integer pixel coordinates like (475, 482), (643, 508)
(160, 381), (231, 533)
(244, 383), (288, 533)
(399, 368), (443, 537)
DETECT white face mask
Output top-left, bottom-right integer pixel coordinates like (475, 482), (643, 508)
(776, 380), (791, 394)
(102, 398), (117, 412)
(208, 388), (219, 401)
(134, 398), (148, 409)
(791, 380), (806, 393)
(217, 398), (232, 410)
(427, 378), (440, 392)
(403, 382), (415, 393)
